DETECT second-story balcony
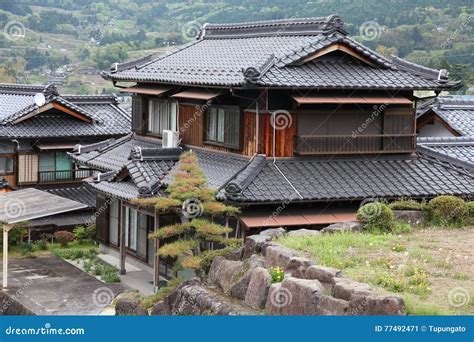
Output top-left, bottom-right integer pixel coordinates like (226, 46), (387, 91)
(294, 134), (416, 155)
(38, 169), (96, 184)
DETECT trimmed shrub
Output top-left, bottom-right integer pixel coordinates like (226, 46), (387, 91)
(425, 196), (469, 227)
(53, 230), (75, 247)
(389, 199), (424, 211)
(357, 202), (394, 233)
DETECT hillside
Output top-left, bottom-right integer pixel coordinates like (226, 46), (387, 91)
(0, 0), (472, 94)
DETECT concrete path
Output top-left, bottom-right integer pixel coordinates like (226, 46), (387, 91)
(0, 256), (124, 315)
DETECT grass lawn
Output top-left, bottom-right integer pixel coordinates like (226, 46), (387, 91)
(278, 227), (474, 315)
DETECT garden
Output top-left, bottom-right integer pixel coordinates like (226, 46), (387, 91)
(278, 195), (474, 315)
(0, 224), (121, 284)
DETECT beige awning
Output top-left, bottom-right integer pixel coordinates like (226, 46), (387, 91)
(239, 208), (357, 229)
(120, 85), (172, 96)
(36, 143), (77, 151)
(292, 95), (412, 105)
(171, 89), (223, 101)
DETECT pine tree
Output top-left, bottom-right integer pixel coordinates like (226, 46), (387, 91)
(132, 151), (240, 272)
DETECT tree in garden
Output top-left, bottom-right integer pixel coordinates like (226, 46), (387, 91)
(132, 151), (240, 273)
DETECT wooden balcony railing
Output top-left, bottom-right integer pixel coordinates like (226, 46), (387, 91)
(38, 169), (96, 184)
(294, 134), (416, 155)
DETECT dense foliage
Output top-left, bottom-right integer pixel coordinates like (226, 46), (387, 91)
(357, 202), (395, 233)
(425, 195), (469, 227)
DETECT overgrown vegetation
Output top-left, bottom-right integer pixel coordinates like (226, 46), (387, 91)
(269, 267), (284, 283)
(132, 151), (241, 275)
(141, 277), (183, 309)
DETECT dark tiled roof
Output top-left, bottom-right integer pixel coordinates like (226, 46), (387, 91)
(417, 95), (474, 136)
(103, 16), (457, 90)
(0, 83), (131, 138)
(417, 136), (474, 170)
(42, 185), (97, 208)
(223, 154), (473, 203)
(74, 134), (249, 199)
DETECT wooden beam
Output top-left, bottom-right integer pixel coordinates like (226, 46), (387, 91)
(2, 224), (12, 289)
(153, 210), (160, 292)
(13, 102), (92, 124)
(119, 201), (126, 275)
(299, 43), (378, 68)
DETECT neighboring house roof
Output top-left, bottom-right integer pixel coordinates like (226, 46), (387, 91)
(0, 83), (131, 138)
(417, 136), (474, 169)
(43, 185), (97, 208)
(417, 95), (474, 136)
(71, 135), (473, 202)
(103, 16), (458, 91)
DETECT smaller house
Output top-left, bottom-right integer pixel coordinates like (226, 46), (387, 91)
(0, 83), (131, 231)
(416, 95), (474, 167)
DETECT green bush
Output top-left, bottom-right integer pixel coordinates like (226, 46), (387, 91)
(425, 196), (469, 227)
(391, 220), (412, 234)
(389, 199), (424, 211)
(467, 201), (474, 217)
(101, 271), (120, 283)
(85, 225), (96, 240)
(53, 230), (75, 247)
(20, 243), (34, 256)
(269, 267), (284, 283)
(32, 240), (47, 252)
(357, 202), (394, 233)
(73, 226), (87, 241)
(54, 248), (84, 260)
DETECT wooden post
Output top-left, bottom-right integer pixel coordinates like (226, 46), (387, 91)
(2, 224), (11, 289)
(27, 228), (31, 244)
(119, 201), (126, 275)
(153, 210), (160, 292)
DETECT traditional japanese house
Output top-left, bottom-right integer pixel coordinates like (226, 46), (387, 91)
(70, 16), (473, 285)
(0, 83), (131, 231)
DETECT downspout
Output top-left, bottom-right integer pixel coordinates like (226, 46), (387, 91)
(271, 112), (303, 200)
(255, 101), (259, 153)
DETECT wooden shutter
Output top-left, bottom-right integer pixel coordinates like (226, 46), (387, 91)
(131, 96), (143, 133)
(224, 107), (242, 150)
(95, 194), (110, 244)
(383, 107), (414, 151)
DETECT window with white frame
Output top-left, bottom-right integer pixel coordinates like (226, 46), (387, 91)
(206, 106), (241, 149)
(148, 99), (177, 136)
(0, 156), (14, 175)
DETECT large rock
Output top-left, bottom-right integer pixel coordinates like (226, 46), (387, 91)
(242, 234), (272, 259)
(348, 294), (406, 315)
(322, 221), (363, 234)
(265, 277), (326, 315)
(229, 255), (265, 299)
(305, 265), (342, 284)
(115, 298), (148, 316)
(315, 295), (349, 315)
(265, 245), (295, 269)
(285, 257), (314, 278)
(244, 267), (272, 309)
(332, 278), (372, 301)
(287, 229), (321, 237)
(207, 256), (226, 284)
(259, 228), (286, 238)
(227, 247), (243, 261)
(393, 210), (422, 226)
(151, 278), (252, 315)
(207, 256), (243, 293)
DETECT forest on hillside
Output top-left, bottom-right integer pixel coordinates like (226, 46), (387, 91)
(0, 0), (472, 93)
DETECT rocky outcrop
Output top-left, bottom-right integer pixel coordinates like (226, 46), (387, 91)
(287, 229), (321, 237)
(244, 267), (272, 309)
(393, 210), (422, 226)
(348, 294), (406, 315)
(151, 278), (253, 316)
(242, 234), (272, 259)
(115, 293), (148, 316)
(321, 221), (363, 234)
(265, 245), (295, 269)
(284, 257), (314, 278)
(332, 278), (373, 301)
(229, 255), (265, 299)
(259, 227), (286, 238)
(305, 265), (342, 284)
(208, 257), (243, 293)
